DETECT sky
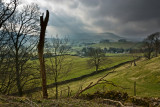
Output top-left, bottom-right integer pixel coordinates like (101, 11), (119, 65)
(21, 0), (160, 39)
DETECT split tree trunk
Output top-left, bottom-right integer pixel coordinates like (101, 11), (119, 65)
(37, 10), (49, 99)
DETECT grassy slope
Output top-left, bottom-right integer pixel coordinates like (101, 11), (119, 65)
(104, 56), (160, 97)
(46, 56), (160, 98)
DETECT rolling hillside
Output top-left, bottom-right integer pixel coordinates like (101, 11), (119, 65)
(1, 56), (159, 106)
(46, 56), (160, 98)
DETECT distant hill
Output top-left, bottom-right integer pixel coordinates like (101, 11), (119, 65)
(69, 32), (124, 42)
(45, 32), (144, 44)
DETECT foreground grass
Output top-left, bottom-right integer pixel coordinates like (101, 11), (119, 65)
(0, 95), (107, 107)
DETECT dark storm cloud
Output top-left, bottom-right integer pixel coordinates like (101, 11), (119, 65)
(92, 0), (160, 22)
(87, 0), (160, 37)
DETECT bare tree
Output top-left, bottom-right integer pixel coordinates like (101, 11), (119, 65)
(38, 10), (49, 99)
(4, 4), (40, 96)
(87, 48), (105, 72)
(0, 0), (18, 94)
(151, 32), (160, 57)
(143, 32), (160, 59)
(0, 0), (18, 28)
(46, 35), (72, 99)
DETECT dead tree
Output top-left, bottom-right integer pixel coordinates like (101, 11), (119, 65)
(37, 10), (49, 99)
(74, 69), (128, 98)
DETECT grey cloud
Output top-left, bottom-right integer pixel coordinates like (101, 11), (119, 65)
(45, 0), (79, 9)
(79, 0), (100, 7)
(92, 0), (160, 22)
(69, 0), (79, 8)
(49, 12), (90, 35)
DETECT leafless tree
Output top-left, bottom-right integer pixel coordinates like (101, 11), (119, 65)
(87, 48), (105, 72)
(3, 4), (40, 96)
(151, 32), (160, 57)
(0, 9), (14, 95)
(0, 0), (18, 94)
(46, 35), (72, 99)
(0, 0), (18, 28)
(143, 32), (160, 59)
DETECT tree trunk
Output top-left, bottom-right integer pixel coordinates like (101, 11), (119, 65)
(15, 50), (22, 96)
(55, 49), (58, 99)
(55, 77), (58, 99)
(133, 60), (136, 66)
(155, 48), (158, 57)
(37, 10), (49, 99)
(96, 64), (98, 72)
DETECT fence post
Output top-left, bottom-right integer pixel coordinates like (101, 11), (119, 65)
(134, 81), (136, 96)
(60, 90), (62, 98)
(68, 86), (70, 97)
(70, 90), (72, 96)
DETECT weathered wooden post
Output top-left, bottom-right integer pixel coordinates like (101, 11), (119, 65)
(70, 90), (72, 96)
(68, 86), (70, 97)
(60, 90), (63, 98)
(38, 10), (49, 99)
(134, 81), (136, 96)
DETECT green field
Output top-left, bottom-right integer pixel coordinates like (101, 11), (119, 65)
(90, 42), (143, 49)
(45, 55), (134, 83)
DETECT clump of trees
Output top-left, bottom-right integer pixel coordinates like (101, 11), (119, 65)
(80, 47), (140, 56)
(100, 39), (110, 43)
(118, 39), (127, 42)
(143, 32), (160, 59)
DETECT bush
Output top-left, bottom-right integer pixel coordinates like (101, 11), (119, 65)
(80, 91), (128, 101)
